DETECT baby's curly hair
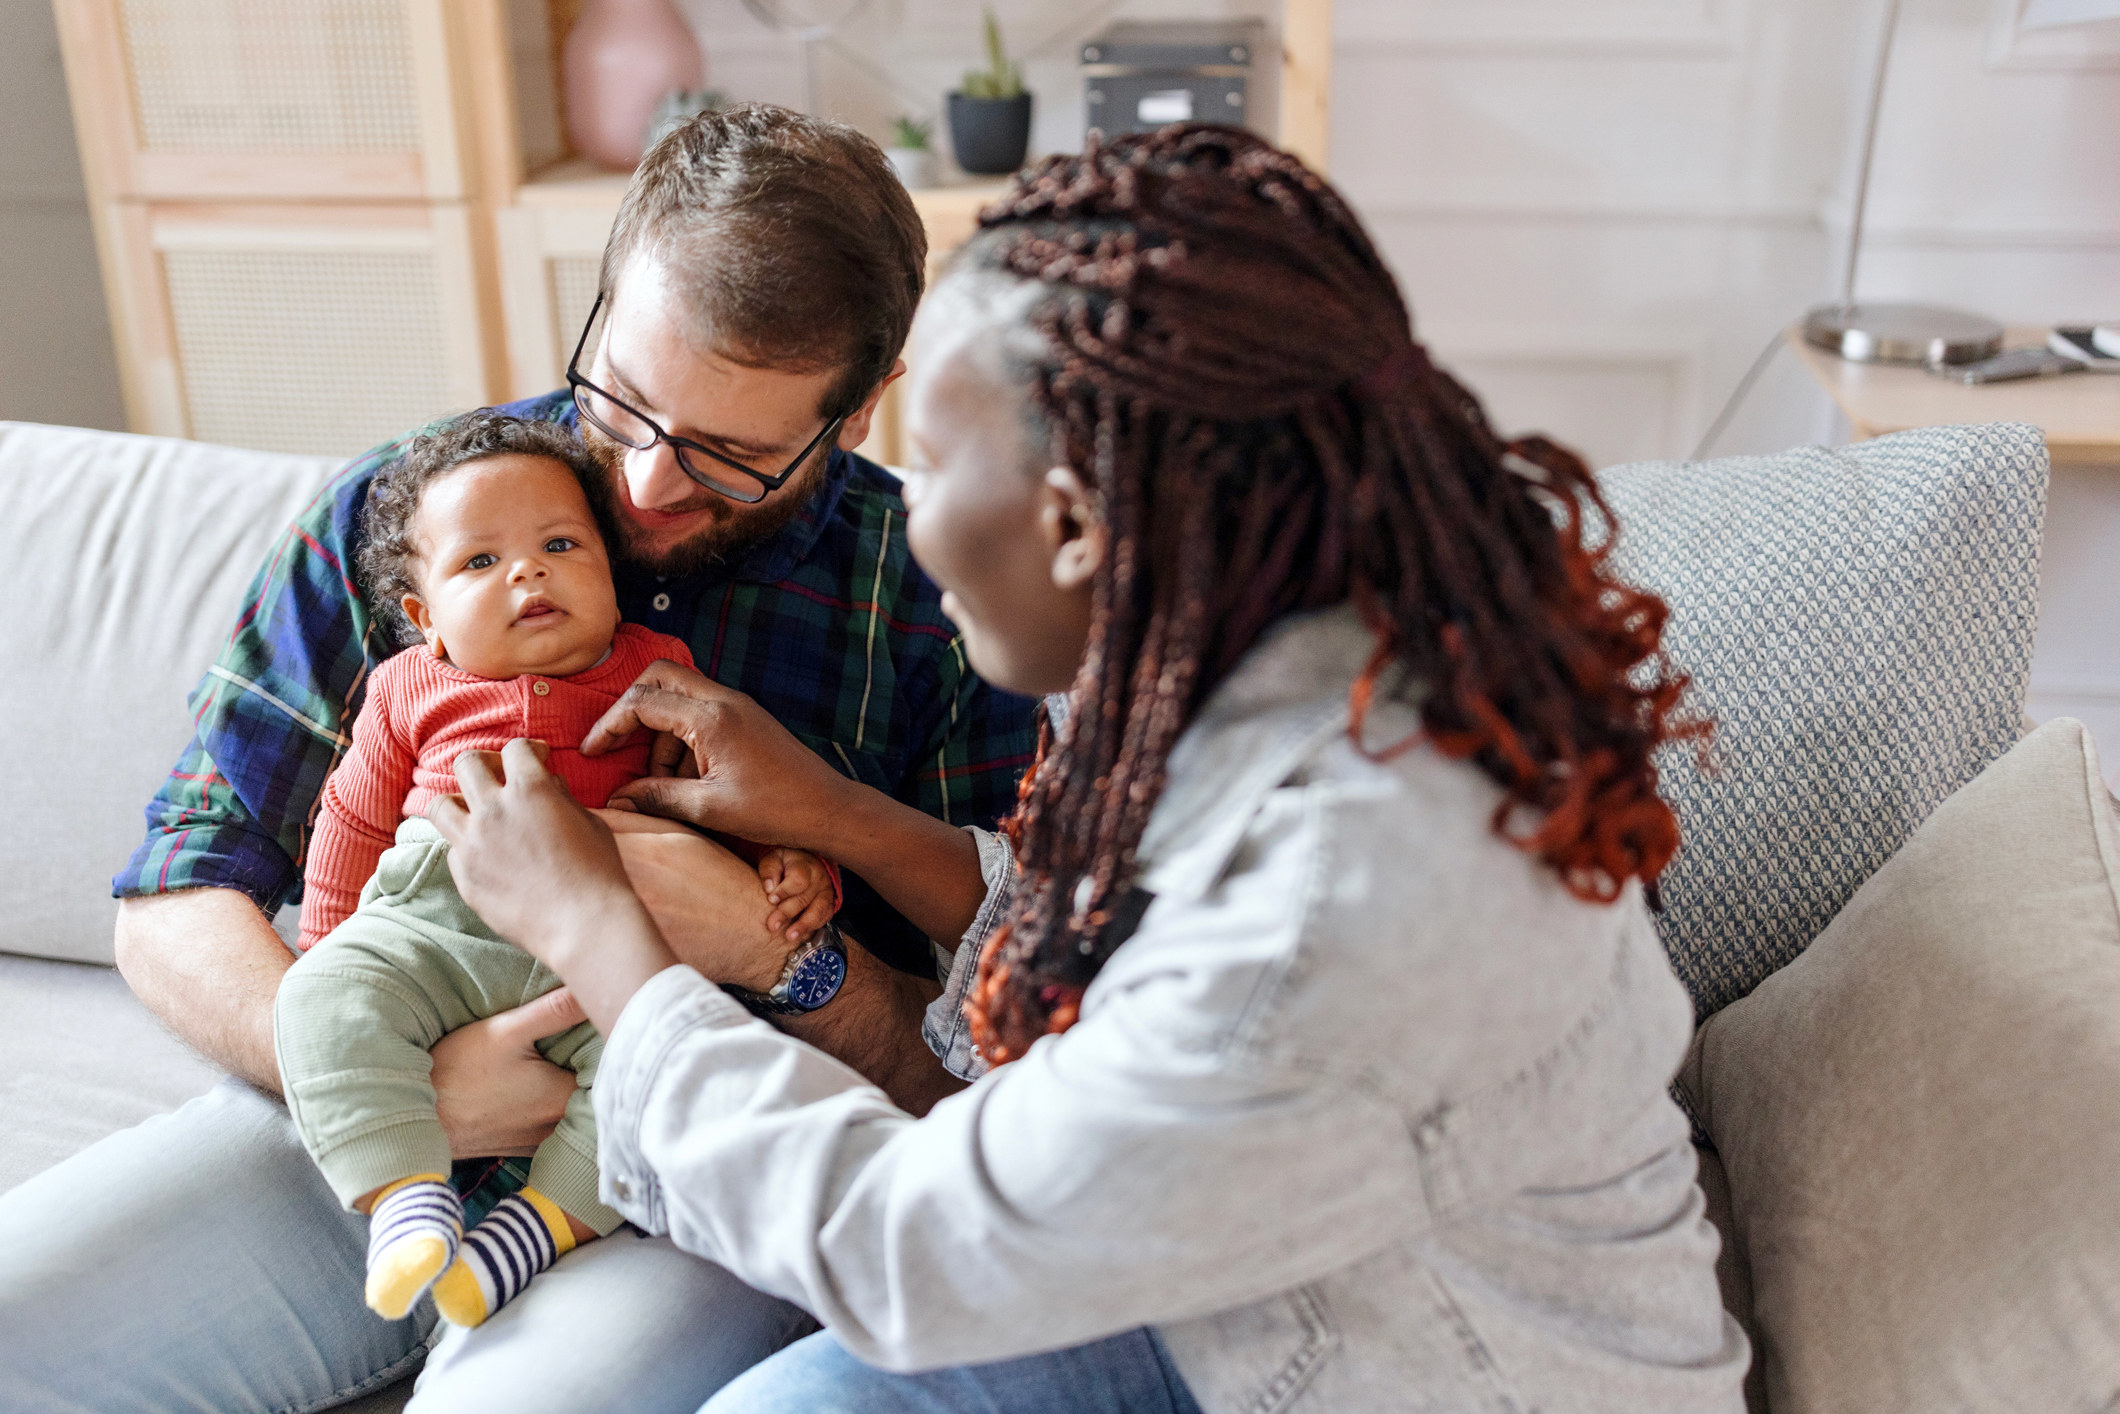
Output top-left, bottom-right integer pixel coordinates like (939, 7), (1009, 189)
(357, 411), (610, 648)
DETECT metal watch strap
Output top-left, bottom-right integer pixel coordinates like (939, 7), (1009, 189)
(720, 924), (849, 1018)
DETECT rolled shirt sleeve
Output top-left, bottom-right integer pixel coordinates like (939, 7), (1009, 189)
(113, 446), (399, 916)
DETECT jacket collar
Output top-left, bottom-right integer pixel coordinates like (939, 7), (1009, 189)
(1136, 605), (1398, 903)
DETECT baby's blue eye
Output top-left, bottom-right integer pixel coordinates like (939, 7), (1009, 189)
(545, 537), (577, 553)
(465, 553), (496, 570)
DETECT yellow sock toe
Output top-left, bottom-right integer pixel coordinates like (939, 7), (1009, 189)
(431, 1256), (491, 1328)
(365, 1234), (452, 1320)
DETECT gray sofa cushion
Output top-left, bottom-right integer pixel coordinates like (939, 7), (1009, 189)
(1681, 718), (2120, 1413)
(0, 953), (222, 1195)
(1601, 422), (2048, 1017)
(0, 423), (337, 964)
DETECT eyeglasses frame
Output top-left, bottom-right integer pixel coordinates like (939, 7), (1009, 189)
(565, 290), (844, 505)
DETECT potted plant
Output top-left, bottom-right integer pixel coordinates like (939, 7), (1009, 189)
(884, 115), (938, 190)
(946, 8), (1031, 176)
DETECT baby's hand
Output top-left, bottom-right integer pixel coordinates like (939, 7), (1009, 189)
(758, 847), (837, 943)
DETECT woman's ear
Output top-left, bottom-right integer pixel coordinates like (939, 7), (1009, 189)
(1040, 466), (1105, 593)
(401, 593), (445, 660)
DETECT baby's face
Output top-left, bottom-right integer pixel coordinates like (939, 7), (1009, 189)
(403, 453), (621, 680)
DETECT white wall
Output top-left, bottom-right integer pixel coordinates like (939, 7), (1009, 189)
(5, 0), (2112, 775)
(0, 0), (124, 431)
(682, 0), (2120, 783)
(681, 0), (2117, 460)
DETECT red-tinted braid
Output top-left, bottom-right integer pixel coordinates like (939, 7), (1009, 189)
(963, 126), (1707, 1065)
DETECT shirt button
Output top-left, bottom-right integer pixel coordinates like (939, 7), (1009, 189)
(652, 592), (671, 612)
(611, 1175), (632, 1201)
(532, 680), (550, 697)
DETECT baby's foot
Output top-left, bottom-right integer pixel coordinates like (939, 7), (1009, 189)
(432, 1187), (578, 1327)
(364, 1174), (462, 1319)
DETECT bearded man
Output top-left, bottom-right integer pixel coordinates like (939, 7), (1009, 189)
(0, 104), (1034, 1413)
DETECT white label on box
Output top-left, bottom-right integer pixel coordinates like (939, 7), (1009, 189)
(1137, 90), (1195, 124)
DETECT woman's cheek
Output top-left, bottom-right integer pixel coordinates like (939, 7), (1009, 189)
(903, 482), (971, 600)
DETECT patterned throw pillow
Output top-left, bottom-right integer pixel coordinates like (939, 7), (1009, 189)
(1599, 422), (2048, 1019)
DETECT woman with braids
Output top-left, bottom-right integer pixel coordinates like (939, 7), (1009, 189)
(429, 125), (1749, 1413)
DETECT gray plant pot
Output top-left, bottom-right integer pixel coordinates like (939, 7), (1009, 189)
(947, 92), (1033, 176)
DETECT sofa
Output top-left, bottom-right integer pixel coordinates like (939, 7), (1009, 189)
(3, 416), (2114, 1413)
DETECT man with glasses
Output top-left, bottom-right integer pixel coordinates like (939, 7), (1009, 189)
(0, 105), (1035, 1412)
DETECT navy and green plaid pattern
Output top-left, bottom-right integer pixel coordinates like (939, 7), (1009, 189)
(117, 392), (1038, 975)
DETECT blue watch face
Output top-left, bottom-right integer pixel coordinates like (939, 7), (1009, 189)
(786, 944), (848, 1011)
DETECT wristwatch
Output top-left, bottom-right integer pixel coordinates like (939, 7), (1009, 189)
(721, 924), (849, 1017)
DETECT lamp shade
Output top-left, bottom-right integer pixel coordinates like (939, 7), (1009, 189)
(2020, 0), (2120, 30)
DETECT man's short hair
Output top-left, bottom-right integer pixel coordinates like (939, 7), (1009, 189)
(600, 103), (928, 423)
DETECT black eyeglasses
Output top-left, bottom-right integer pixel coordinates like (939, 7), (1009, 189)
(566, 291), (843, 505)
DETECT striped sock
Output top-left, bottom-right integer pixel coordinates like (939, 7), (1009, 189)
(431, 1187), (576, 1327)
(363, 1174), (461, 1319)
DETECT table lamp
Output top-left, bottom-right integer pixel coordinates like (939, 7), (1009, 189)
(1804, 0), (2007, 365)
(1696, 0), (2119, 450)
(1807, 0), (2120, 365)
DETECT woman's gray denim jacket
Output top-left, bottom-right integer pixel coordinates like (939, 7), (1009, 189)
(592, 606), (1750, 1413)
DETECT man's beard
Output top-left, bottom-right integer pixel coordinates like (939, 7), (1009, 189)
(579, 424), (828, 580)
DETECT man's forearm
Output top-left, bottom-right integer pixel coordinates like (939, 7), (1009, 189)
(805, 784), (990, 946)
(779, 940), (965, 1117)
(114, 889), (291, 1092)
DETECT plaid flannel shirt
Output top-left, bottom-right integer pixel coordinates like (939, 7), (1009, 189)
(116, 391), (1038, 978)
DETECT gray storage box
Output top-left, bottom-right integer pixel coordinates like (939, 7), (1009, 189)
(1081, 21), (1267, 140)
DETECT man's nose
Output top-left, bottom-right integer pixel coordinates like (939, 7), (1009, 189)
(626, 441), (696, 511)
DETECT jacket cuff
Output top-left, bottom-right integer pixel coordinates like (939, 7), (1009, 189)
(921, 826), (1014, 1082)
(593, 963), (752, 1233)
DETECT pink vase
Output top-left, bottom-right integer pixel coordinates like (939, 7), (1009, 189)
(564, 0), (704, 171)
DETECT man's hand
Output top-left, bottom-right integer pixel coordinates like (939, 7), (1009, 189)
(430, 988), (588, 1159)
(595, 807), (962, 1113)
(599, 808), (795, 992)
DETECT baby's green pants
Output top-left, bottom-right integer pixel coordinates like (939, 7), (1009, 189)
(274, 818), (620, 1234)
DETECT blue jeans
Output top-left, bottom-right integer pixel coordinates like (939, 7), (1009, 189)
(702, 1327), (1204, 1414)
(0, 1078), (813, 1412)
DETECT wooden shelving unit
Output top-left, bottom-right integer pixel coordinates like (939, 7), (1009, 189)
(54, 0), (1332, 461)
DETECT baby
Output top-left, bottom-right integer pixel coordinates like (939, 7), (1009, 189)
(275, 411), (838, 1329)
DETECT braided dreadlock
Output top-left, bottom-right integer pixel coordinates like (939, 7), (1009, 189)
(960, 125), (1705, 1065)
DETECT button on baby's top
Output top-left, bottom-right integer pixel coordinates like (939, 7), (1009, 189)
(298, 621), (693, 950)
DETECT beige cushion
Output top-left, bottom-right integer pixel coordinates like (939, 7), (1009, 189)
(0, 423), (337, 964)
(1683, 718), (2120, 1413)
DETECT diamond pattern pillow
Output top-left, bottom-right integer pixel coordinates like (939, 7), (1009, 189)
(1599, 422), (2048, 1018)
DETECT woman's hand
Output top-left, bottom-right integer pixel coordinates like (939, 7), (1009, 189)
(427, 740), (677, 1036)
(589, 662), (990, 946)
(582, 660), (853, 852)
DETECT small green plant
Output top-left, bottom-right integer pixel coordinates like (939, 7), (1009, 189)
(960, 7), (1024, 100)
(889, 115), (933, 151)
